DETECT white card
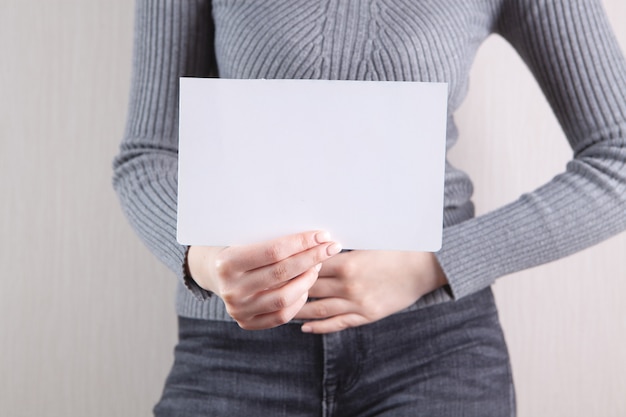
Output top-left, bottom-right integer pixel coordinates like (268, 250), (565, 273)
(177, 78), (447, 251)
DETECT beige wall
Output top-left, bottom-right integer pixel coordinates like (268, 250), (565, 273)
(0, 1), (624, 416)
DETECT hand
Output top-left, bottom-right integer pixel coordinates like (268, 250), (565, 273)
(294, 250), (448, 333)
(186, 231), (342, 330)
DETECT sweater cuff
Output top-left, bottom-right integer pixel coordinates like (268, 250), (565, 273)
(182, 246), (213, 301)
(183, 274), (213, 301)
(434, 210), (514, 300)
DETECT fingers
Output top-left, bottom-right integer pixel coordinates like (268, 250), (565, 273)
(232, 266), (319, 321)
(223, 230), (336, 272)
(295, 297), (368, 334)
(301, 314), (369, 334)
(239, 243), (341, 295)
(242, 292), (309, 331)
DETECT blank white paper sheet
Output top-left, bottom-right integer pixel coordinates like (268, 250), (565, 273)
(177, 78), (447, 251)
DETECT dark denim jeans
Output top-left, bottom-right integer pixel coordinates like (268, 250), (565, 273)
(154, 288), (515, 417)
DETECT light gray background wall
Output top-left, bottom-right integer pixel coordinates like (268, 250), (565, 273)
(1, 1), (624, 416)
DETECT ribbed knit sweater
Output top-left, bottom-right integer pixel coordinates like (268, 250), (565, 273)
(113, 0), (626, 321)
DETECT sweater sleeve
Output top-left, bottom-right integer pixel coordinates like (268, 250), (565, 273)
(112, 0), (217, 299)
(435, 0), (626, 299)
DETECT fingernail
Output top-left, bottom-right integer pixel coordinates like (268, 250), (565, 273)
(315, 263), (322, 272)
(301, 325), (312, 333)
(315, 231), (331, 244)
(327, 242), (343, 256)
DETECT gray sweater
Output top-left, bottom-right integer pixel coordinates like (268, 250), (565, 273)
(113, 0), (626, 320)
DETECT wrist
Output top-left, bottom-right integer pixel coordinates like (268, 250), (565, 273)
(407, 251), (449, 295)
(186, 245), (225, 293)
(427, 252), (448, 288)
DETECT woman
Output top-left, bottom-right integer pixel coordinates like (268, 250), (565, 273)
(113, 0), (626, 415)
